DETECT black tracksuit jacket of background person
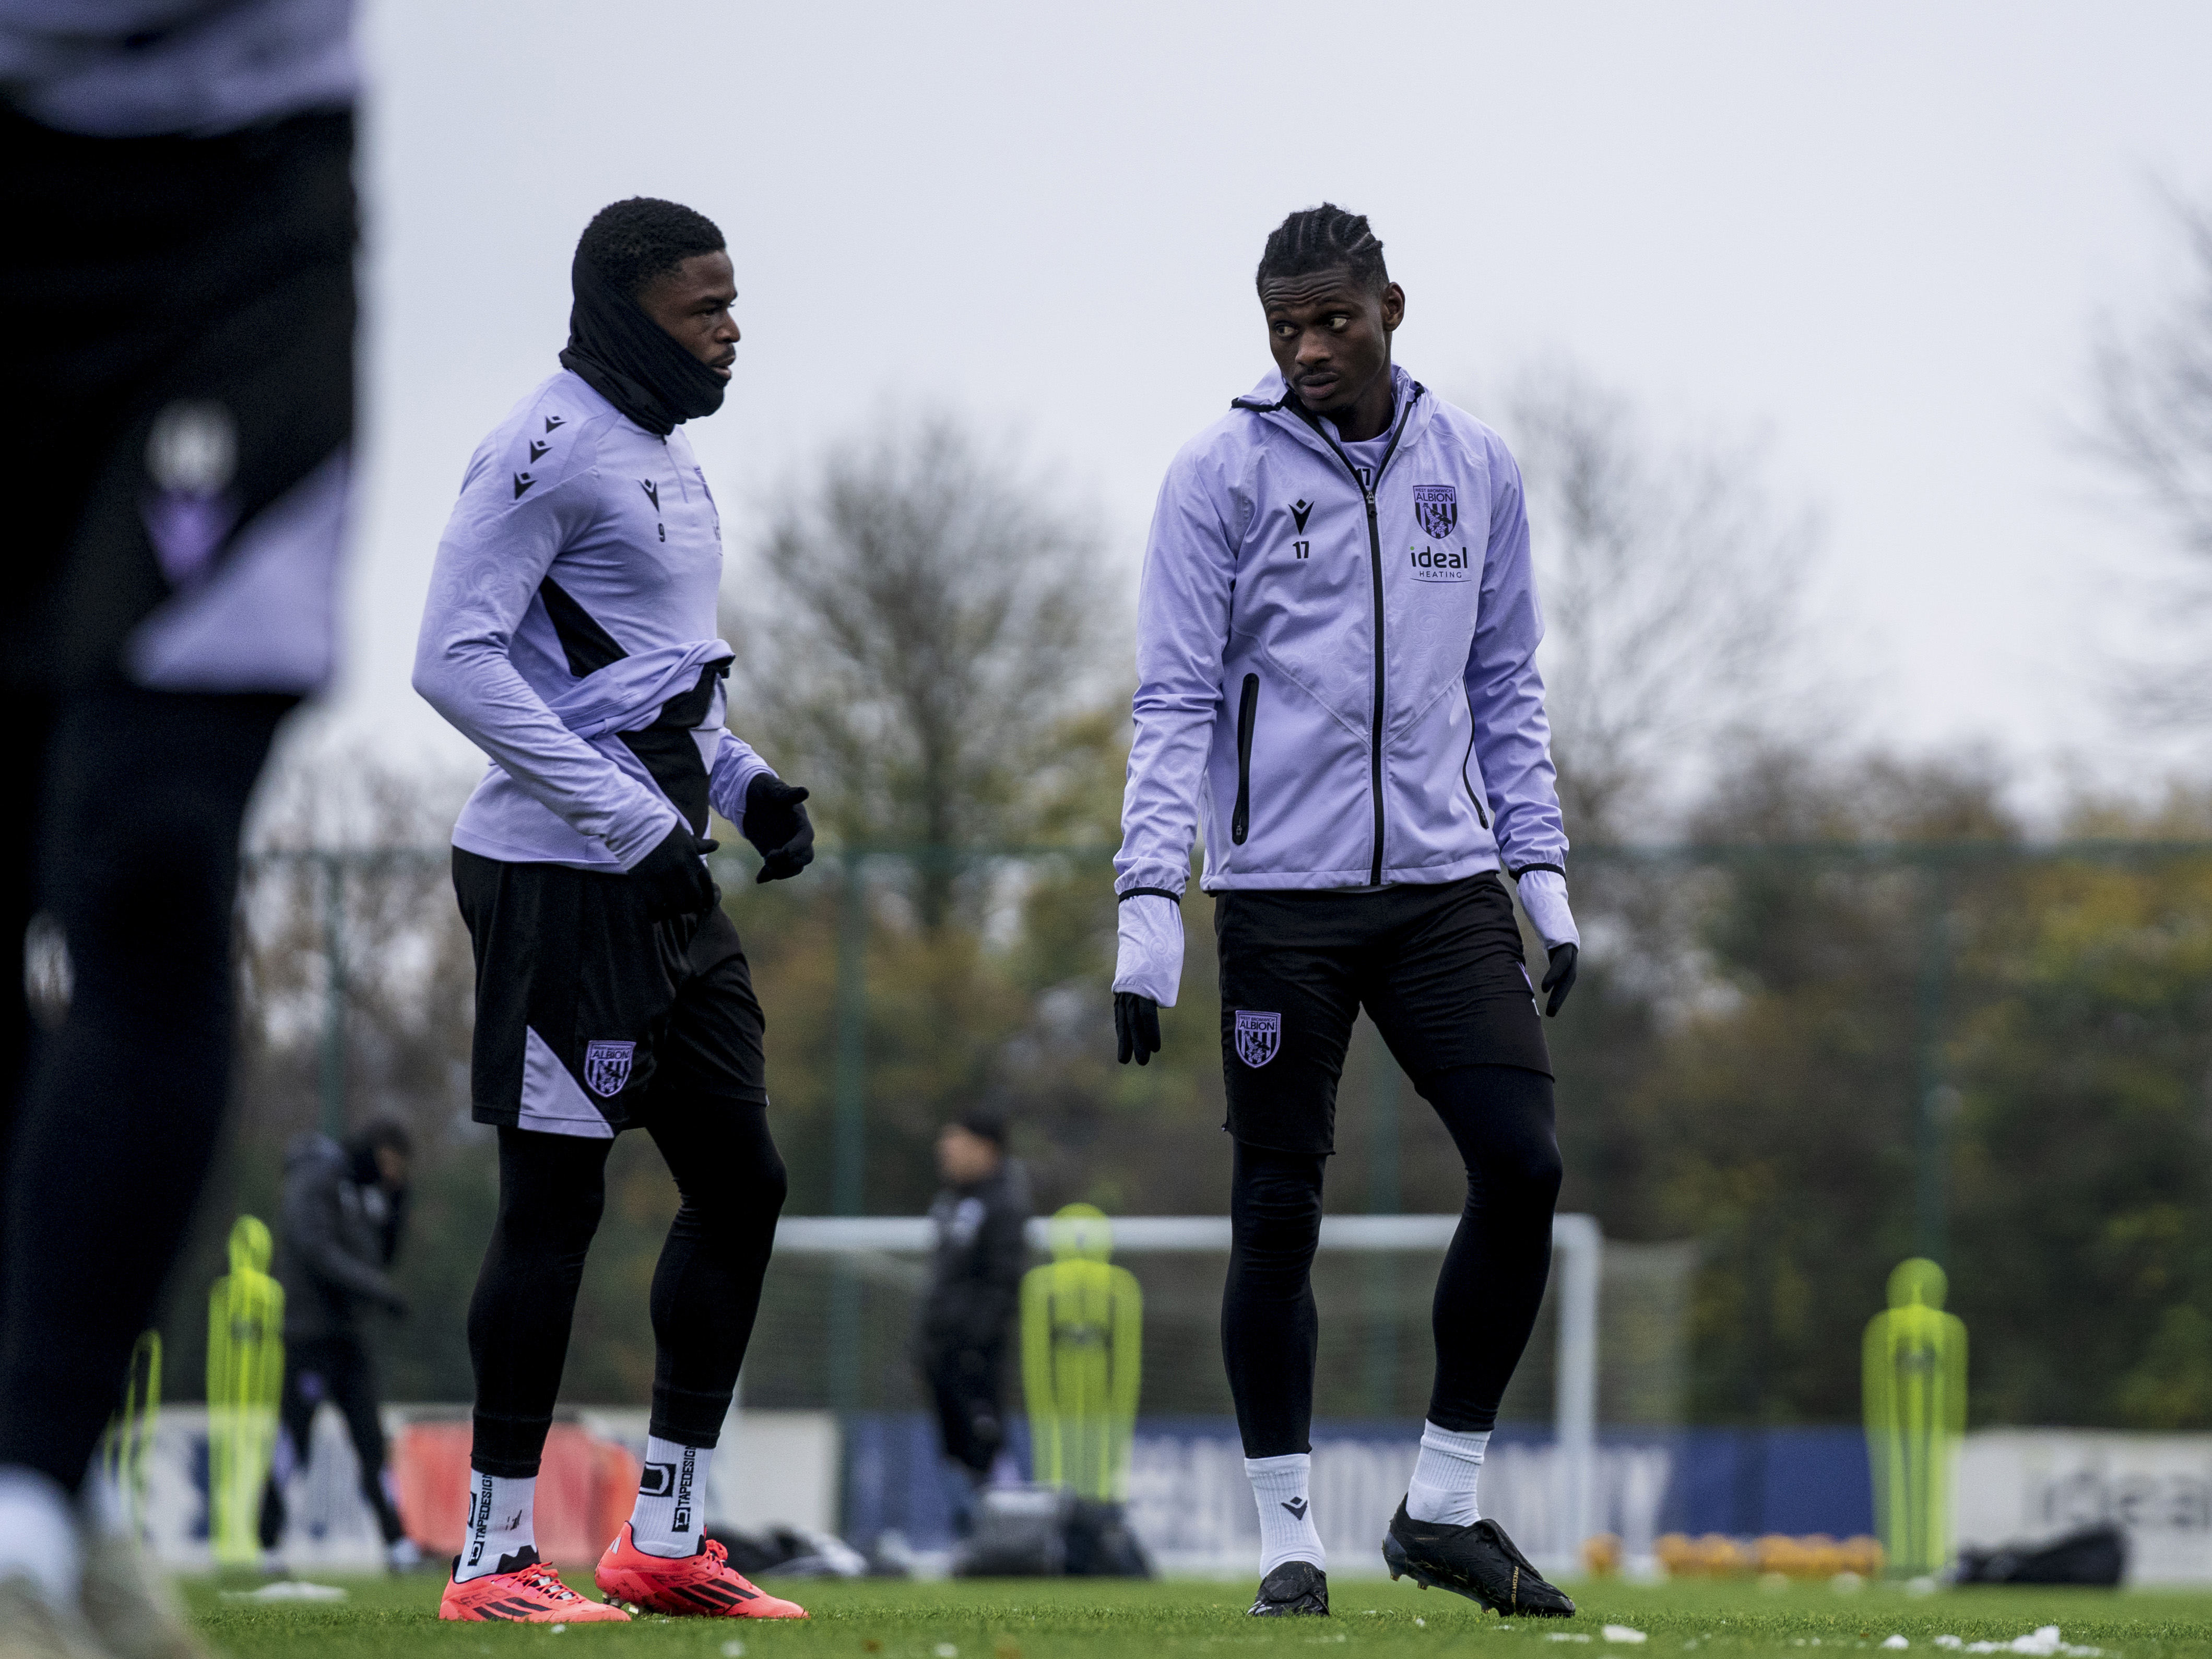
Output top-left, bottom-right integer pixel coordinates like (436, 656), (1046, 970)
(916, 1158), (1031, 1478)
(262, 1131), (409, 1549)
(278, 1131), (406, 1339)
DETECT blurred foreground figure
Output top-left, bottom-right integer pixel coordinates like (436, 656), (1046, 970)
(260, 1120), (420, 1573)
(915, 1110), (1030, 1526)
(0, 2), (357, 1652)
(1112, 204), (1579, 1619)
(412, 197), (814, 1625)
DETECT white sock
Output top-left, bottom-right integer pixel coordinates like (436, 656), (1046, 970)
(454, 1471), (536, 1582)
(630, 1437), (711, 1559)
(0, 1466), (82, 1607)
(1245, 1452), (1325, 1575)
(1405, 1421), (1490, 1525)
(79, 1466), (127, 1542)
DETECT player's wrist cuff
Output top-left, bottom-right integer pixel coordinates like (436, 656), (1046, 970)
(1515, 868), (1580, 952)
(1114, 893), (1184, 1006)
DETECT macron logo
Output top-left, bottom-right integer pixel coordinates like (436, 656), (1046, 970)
(1281, 1497), (1309, 1521)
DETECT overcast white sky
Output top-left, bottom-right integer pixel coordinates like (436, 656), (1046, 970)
(307, 0), (2212, 818)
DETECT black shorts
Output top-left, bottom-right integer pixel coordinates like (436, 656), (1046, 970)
(2, 108), (356, 693)
(1213, 871), (1549, 1156)
(454, 850), (767, 1136)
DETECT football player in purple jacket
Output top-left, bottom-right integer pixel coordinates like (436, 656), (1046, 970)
(1113, 205), (1579, 1618)
(414, 199), (812, 1625)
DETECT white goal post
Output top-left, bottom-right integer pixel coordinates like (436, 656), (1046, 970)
(773, 1212), (1602, 1562)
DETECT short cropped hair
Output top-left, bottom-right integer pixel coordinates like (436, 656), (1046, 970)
(576, 197), (726, 299)
(349, 1117), (412, 1159)
(1255, 203), (1389, 296)
(955, 1108), (1009, 1148)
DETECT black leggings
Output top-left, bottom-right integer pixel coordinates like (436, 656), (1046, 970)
(261, 1333), (405, 1549)
(0, 684), (291, 1490)
(467, 1106), (787, 1477)
(1221, 1063), (1561, 1457)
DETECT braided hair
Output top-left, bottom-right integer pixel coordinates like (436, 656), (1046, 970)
(576, 197), (726, 300)
(1255, 203), (1389, 295)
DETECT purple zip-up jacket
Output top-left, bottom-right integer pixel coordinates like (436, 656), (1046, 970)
(1114, 365), (1567, 898)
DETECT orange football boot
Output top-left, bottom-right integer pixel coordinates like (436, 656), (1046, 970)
(594, 1523), (810, 1618)
(439, 1547), (632, 1622)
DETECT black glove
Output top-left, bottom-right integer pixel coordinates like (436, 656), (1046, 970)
(1115, 991), (1162, 1065)
(744, 774), (816, 884)
(1541, 941), (1578, 1018)
(629, 821), (719, 921)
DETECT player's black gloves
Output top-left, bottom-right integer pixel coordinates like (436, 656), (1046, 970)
(630, 821), (719, 921)
(745, 774), (816, 884)
(1541, 942), (1578, 1018)
(1115, 991), (1162, 1065)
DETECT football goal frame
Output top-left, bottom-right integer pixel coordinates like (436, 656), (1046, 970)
(773, 1212), (1602, 1560)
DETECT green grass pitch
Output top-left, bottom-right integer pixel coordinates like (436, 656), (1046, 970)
(179, 1574), (2212, 1659)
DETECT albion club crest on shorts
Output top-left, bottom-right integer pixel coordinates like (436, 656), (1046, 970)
(1412, 484), (1458, 540)
(1233, 1010), (1282, 1068)
(583, 1040), (636, 1098)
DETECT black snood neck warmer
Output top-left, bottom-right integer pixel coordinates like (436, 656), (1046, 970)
(558, 249), (727, 436)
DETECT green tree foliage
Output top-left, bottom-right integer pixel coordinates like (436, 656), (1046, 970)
(1546, 755), (2212, 1430)
(1948, 801), (2212, 1428)
(1546, 751), (2010, 1425)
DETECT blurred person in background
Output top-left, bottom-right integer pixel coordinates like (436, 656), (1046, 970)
(915, 1109), (1031, 1527)
(0, 2), (359, 1654)
(259, 1119), (419, 1574)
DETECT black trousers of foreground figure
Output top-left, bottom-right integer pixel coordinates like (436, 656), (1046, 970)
(1, 103), (352, 1495)
(1, 688), (292, 1486)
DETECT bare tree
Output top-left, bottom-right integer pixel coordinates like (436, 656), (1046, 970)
(728, 414), (1118, 928)
(2091, 192), (2212, 724)
(1496, 359), (1824, 841)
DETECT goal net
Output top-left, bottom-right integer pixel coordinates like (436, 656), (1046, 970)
(746, 1215), (1692, 1574)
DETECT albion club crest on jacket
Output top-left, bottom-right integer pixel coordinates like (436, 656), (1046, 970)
(1114, 364), (1569, 900)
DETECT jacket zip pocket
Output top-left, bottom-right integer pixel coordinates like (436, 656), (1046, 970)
(1231, 673), (1260, 845)
(1461, 726), (1491, 828)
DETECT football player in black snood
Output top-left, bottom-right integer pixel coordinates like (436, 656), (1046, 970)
(559, 215), (731, 435)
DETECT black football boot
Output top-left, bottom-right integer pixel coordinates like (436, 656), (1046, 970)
(1248, 1560), (1330, 1616)
(1381, 1501), (1576, 1617)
